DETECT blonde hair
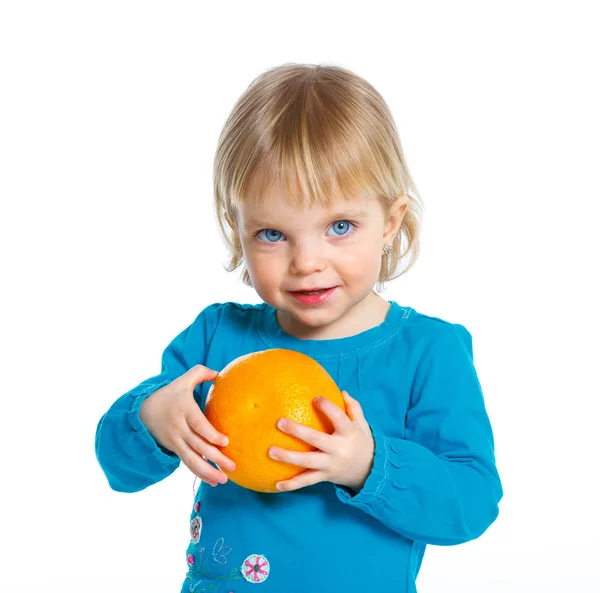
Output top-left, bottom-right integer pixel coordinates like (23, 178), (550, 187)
(213, 62), (424, 292)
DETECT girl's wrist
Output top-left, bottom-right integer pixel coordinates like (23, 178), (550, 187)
(345, 448), (375, 493)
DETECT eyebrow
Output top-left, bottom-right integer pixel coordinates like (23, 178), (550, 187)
(245, 209), (370, 229)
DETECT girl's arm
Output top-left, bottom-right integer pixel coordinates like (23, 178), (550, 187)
(336, 323), (503, 545)
(95, 304), (222, 493)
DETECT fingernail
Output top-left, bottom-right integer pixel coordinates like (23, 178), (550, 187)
(268, 447), (277, 459)
(221, 436), (229, 446)
(227, 461), (236, 471)
(219, 474), (228, 484)
(277, 419), (285, 430)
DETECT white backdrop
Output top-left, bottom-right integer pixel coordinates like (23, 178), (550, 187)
(1, 1), (598, 591)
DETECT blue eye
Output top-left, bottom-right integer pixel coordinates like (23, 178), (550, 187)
(257, 229), (285, 243)
(328, 220), (354, 236)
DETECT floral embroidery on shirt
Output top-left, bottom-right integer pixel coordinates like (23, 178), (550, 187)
(212, 537), (232, 564)
(241, 554), (270, 584)
(190, 516), (202, 544)
(185, 538), (243, 593)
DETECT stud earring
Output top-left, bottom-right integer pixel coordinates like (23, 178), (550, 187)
(382, 244), (391, 256)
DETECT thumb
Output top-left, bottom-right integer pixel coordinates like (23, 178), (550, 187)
(183, 364), (219, 390)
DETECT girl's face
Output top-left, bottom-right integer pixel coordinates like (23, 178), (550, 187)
(235, 184), (405, 340)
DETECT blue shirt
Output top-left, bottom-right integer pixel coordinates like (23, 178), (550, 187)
(95, 301), (503, 592)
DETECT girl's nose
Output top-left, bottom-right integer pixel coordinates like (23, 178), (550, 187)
(289, 242), (326, 275)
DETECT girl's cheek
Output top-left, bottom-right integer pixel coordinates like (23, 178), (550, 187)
(250, 251), (285, 275)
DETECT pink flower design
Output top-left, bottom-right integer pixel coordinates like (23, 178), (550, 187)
(187, 553), (195, 566)
(190, 516), (202, 544)
(194, 501), (201, 513)
(241, 554), (270, 584)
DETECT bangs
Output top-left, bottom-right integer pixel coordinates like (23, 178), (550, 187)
(236, 147), (381, 213)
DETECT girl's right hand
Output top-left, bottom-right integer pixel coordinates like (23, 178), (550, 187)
(139, 364), (235, 487)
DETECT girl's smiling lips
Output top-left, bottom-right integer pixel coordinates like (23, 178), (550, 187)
(288, 287), (337, 305)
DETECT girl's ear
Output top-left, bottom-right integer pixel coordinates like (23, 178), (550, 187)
(383, 198), (408, 244)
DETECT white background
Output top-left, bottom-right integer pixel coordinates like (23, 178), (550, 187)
(1, 1), (598, 591)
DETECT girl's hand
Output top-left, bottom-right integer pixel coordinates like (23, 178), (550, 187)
(268, 391), (375, 493)
(139, 364), (236, 487)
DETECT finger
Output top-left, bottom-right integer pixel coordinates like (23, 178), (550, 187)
(268, 446), (326, 470)
(185, 406), (229, 447)
(184, 426), (236, 472)
(182, 458), (219, 487)
(276, 469), (323, 492)
(182, 364), (219, 391)
(277, 417), (332, 452)
(178, 439), (228, 485)
(341, 390), (365, 422)
(313, 396), (353, 434)
(181, 458), (219, 487)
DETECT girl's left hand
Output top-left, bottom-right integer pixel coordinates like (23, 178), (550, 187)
(269, 391), (375, 493)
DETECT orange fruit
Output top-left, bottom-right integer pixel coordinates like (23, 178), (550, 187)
(204, 348), (345, 493)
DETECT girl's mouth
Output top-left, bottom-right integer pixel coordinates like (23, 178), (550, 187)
(288, 287), (337, 305)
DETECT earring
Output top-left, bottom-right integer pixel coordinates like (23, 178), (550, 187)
(382, 244), (391, 256)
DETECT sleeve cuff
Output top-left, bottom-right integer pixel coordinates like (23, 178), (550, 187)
(127, 380), (179, 463)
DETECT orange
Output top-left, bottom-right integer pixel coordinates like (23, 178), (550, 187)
(204, 348), (345, 493)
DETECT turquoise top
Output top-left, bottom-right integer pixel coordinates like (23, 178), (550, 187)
(95, 301), (502, 592)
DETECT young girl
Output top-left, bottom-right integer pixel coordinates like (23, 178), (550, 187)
(95, 63), (502, 592)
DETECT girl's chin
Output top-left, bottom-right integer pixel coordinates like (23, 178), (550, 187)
(278, 304), (343, 330)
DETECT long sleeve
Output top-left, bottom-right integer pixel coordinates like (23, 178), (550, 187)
(335, 323), (503, 545)
(95, 304), (223, 493)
